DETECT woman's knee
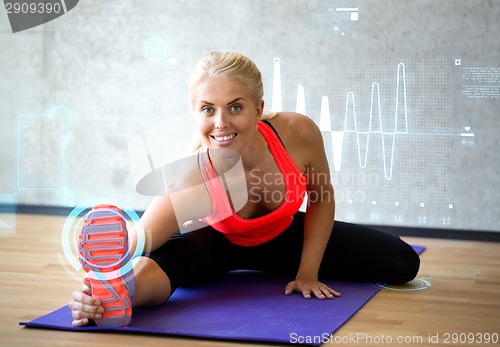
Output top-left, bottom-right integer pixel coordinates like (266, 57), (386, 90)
(133, 257), (172, 306)
(390, 245), (421, 284)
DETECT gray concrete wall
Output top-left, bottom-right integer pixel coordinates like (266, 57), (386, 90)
(0, 0), (499, 232)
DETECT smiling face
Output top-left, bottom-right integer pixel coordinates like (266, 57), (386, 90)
(192, 77), (264, 154)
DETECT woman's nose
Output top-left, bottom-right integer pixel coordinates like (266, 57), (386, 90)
(214, 110), (229, 129)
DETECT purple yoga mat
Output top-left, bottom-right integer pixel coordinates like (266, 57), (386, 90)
(21, 246), (425, 346)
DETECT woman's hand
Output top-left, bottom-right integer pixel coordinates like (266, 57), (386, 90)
(68, 278), (104, 327)
(284, 276), (341, 299)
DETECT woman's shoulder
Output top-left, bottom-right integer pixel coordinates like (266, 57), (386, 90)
(265, 112), (323, 171)
(266, 112), (321, 142)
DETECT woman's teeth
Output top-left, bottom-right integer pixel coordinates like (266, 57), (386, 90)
(214, 134), (236, 142)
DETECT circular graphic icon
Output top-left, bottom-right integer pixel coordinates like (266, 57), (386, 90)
(374, 278), (431, 291)
(60, 197), (145, 278)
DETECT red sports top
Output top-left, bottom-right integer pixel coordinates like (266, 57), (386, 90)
(199, 120), (307, 246)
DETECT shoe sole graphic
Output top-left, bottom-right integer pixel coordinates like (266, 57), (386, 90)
(78, 204), (132, 326)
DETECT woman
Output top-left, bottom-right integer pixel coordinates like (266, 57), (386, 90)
(70, 52), (420, 327)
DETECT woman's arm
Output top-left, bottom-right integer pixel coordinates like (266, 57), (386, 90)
(278, 114), (341, 299)
(134, 194), (184, 254)
(131, 162), (212, 255)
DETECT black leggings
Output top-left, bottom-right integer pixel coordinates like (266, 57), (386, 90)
(148, 212), (420, 292)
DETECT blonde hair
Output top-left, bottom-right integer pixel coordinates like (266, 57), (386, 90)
(189, 52), (277, 151)
(189, 51), (264, 106)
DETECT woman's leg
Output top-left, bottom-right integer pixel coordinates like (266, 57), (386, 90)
(132, 257), (172, 306)
(130, 213), (421, 309)
(142, 226), (238, 299)
(236, 212), (420, 284)
(320, 219), (420, 284)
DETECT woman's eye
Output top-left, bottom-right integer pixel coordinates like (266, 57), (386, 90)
(230, 105), (242, 113)
(202, 106), (214, 114)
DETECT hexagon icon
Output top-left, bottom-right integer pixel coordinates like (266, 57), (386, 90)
(49, 105), (72, 128)
(145, 36), (166, 62)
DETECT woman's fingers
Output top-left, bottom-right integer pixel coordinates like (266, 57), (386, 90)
(315, 285), (341, 299)
(284, 280), (341, 299)
(71, 317), (89, 327)
(68, 289), (104, 327)
(72, 289), (100, 306)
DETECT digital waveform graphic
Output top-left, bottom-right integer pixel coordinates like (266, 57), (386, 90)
(271, 58), (408, 180)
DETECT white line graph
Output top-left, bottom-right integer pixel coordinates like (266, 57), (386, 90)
(272, 59), (408, 180)
(332, 63), (408, 180)
(270, 58), (473, 181)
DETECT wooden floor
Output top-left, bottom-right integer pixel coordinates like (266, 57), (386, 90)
(1, 213), (499, 347)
